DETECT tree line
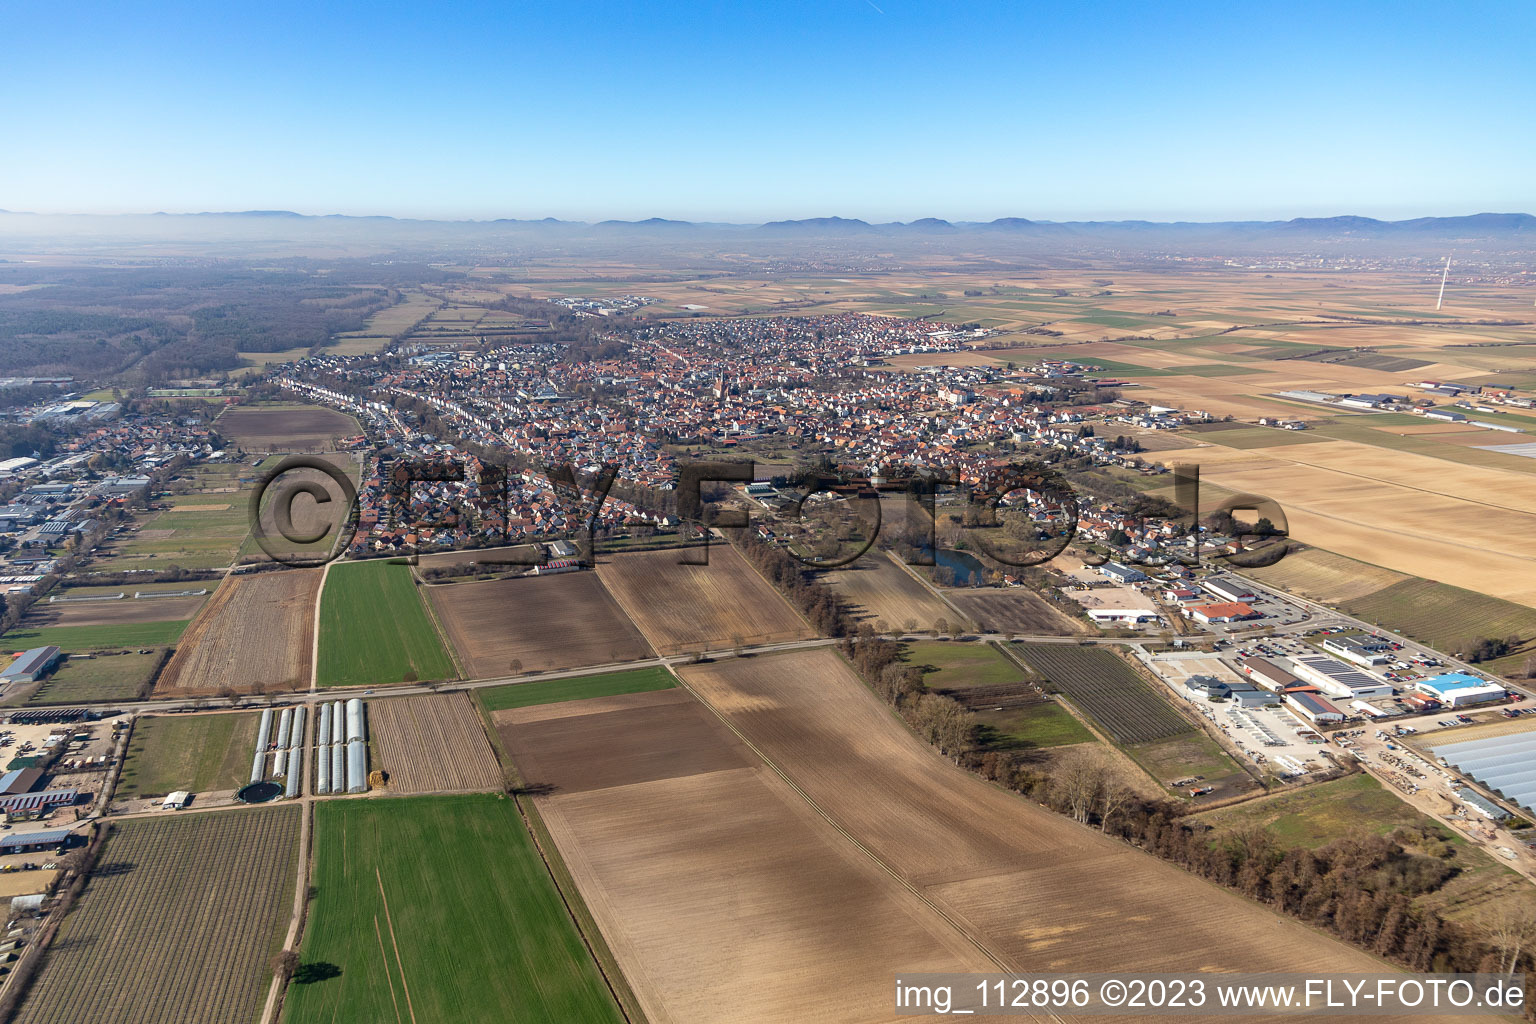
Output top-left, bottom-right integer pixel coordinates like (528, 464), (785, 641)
(736, 531), (849, 638)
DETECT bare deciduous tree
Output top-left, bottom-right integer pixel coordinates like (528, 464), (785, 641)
(1050, 747), (1103, 824)
(1480, 902), (1536, 976)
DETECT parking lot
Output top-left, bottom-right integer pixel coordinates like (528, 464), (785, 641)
(1141, 655), (1335, 780)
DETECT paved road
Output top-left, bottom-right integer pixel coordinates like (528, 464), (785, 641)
(68, 630), (1146, 718)
(1235, 573), (1535, 700)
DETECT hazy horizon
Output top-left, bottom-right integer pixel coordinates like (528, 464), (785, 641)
(2, 207), (1532, 225)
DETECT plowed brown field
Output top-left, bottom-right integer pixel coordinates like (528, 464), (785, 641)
(821, 551), (956, 631)
(215, 403), (360, 450)
(594, 545), (813, 656)
(369, 692), (502, 793)
(24, 592), (208, 628)
(496, 688), (1012, 1024)
(426, 571), (652, 677)
(677, 650), (1440, 997)
(153, 569), (320, 694)
(944, 588), (1087, 634)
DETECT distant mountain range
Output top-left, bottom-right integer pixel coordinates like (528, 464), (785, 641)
(2, 210), (1531, 236)
(2, 209), (1531, 259)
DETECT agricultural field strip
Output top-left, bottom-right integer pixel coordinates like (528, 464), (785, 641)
(282, 795), (624, 1024)
(1014, 643), (1192, 745)
(155, 568), (321, 694)
(510, 688), (1024, 1024)
(662, 672), (1016, 972)
(675, 651), (1444, 1010)
(315, 560), (457, 687)
(14, 808), (299, 1024)
(426, 571), (654, 678)
(822, 550), (961, 630)
(368, 693), (502, 793)
(594, 546), (814, 657)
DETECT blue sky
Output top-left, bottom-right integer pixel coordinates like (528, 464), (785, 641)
(2, 1), (1531, 221)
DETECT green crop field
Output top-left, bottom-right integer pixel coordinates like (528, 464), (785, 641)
(316, 560), (457, 687)
(479, 665), (674, 711)
(905, 640), (1025, 690)
(117, 711), (257, 798)
(1339, 578), (1536, 678)
(0, 620), (188, 650)
(283, 795), (624, 1024)
(94, 488), (255, 572)
(1196, 773), (1425, 846)
(1127, 730), (1248, 793)
(971, 700), (1092, 750)
(25, 649), (165, 704)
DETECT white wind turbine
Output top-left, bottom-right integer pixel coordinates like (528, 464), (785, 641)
(1435, 254), (1452, 311)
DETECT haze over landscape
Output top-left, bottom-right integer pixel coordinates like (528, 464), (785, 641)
(2, 3), (1536, 1023)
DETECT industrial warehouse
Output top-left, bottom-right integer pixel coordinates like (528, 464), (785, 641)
(1414, 672), (1509, 708)
(1291, 655), (1395, 700)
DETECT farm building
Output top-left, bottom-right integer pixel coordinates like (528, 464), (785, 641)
(532, 558), (582, 576)
(1226, 685), (1270, 707)
(1202, 576), (1256, 603)
(0, 767), (44, 796)
(1415, 673), (1506, 708)
(1185, 601), (1259, 624)
(345, 699), (368, 793)
(1099, 561), (1147, 584)
(161, 790), (191, 810)
(250, 708), (273, 785)
(1242, 657), (1300, 691)
(1286, 691), (1344, 724)
(0, 646), (61, 684)
(0, 827), (78, 854)
(1087, 608), (1159, 624)
(1291, 655), (1394, 700)
(1322, 635), (1391, 667)
(1183, 674), (1224, 700)
(0, 788), (77, 817)
(1350, 699), (1391, 718)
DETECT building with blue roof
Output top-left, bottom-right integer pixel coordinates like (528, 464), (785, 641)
(1415, 672), (1507, 708)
